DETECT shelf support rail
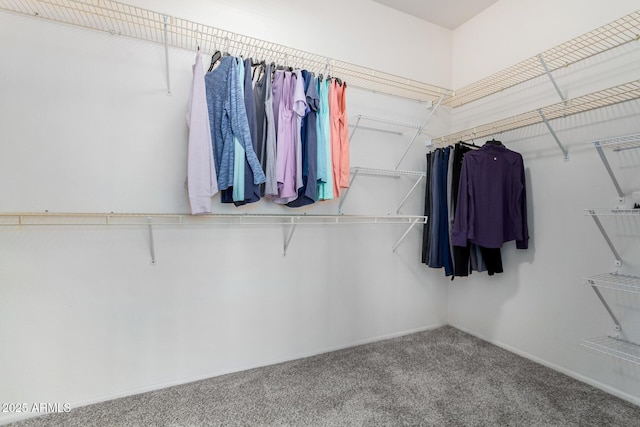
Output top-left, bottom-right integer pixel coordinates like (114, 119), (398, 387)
(337, 169), (359, 214)
(349, 115), (363, 142)
(593, 141), (625, 203)
(392, 217), (422, 252)
(283, 217), (298, 256)
(587, 280), (622, 332)
(538, 54), (567, 105)
(396, 174), (424, 214)
(338, 168), (426, 214)
(163, 15), (171, 95)
(146, 217), (157, 265)
(588, 210), (623, 267)
(395, 95), (445, 170)
(537, 109), (569, 161)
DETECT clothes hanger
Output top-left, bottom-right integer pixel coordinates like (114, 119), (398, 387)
(457, 140), (479, 149)
(485, 138), (503, 146)
(208, 50), (222, 72)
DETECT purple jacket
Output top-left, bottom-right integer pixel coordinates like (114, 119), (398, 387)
(451, 143), (529, 249)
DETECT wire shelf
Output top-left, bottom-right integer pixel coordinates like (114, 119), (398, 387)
(437, 80), (640, 145)
(351, 167), (425, 178)
(444, 11), (640, 108)
(589, 133), (640, 151)
(0, 212), (427, 226)
(0, 0), (450, 103)
(581, 336), (640, 365)
(584, 208), (640, 216)
(585, 273), (640, 294)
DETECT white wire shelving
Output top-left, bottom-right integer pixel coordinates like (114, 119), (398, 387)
(588, 133), (640, 202)
(436, 80), (640, 151)
(586, 273), (640, 295)
(0, 0), (451, 103)
(584, 273), (640, 333)
(444, 11), (640, 108)
(339, 167), (427, 215)
(581, 336), (640, 365)
(584, 208), (639, 267)
(0, 212), (427, 261)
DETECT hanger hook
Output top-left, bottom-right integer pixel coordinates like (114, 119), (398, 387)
(194, 29), (201, 51)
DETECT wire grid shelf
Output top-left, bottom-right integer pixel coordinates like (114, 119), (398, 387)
(581, 336), (640, 365)
(351, 167), (426, 178)
(0, 212), (427, 226)
(584, 208), (640, 216)
(436, 80), (640, 145)
(0, 0), (450, 103)
(585, 273), (640, 294)
(590, 133), (640, 151)
(444, 10), (640, 108)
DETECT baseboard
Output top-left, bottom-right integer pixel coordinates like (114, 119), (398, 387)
(449, 323), (640, 408)
(0, 322), (447, 425)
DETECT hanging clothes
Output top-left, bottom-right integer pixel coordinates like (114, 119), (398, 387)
(287, 70), (319, 208)
(421, 151), (433, 263)
(450, 143), (487, 277)
(204, 56), (265, 193)
(293, 70), (307, 194)
(438, 147), (453, 276)
(273, 71), (298, 204)
(186, 52), (218, 215)
(329, 79), (350, 197)
(253, 63), (267, 170)
(262, 62), (278, 197)
(240, 57), (261, 205)
(452, 141), (529, 250)
(316, 77), (334, 200)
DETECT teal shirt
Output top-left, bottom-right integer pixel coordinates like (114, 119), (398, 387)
(232, 58), (246, 202)
(316, 77), (334, 200)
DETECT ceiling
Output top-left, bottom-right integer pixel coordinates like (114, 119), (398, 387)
(370, 0), (500, 29)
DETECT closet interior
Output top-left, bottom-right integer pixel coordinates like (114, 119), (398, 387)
(1, 0), (639, 424)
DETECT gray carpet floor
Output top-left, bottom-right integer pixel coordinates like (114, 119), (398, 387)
(9, 326), (640, 426)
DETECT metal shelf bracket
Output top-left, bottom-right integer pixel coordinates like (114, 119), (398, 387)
(588, 282), (622, 332)
(395, 95), (445, 170)
(283, 217), (298, 256)
(162, 15), (171, 95)
(392, 217), (422, 252)
(146, 216), (157, 265)
(593, 141), (626, 203)
(587, 210), (623, 267)
(537, 109), (569, 161)
(538, 54), (568, 105)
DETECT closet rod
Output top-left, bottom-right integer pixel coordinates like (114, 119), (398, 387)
(0, 0), (451, 103)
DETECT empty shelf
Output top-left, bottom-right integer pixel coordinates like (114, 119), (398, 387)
(581, 336), (640, 365)
(585, 208), (640, 216)
(585, 273), (640, 294)
(588, 133), (640, 151)
(437, 80), (640, 145)
(350, 167), (425, 178)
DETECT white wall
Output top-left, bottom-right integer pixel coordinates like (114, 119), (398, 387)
(0, 3), (451, 424)
(452, 0), (640, 89)
(449, 0), (640, 405)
